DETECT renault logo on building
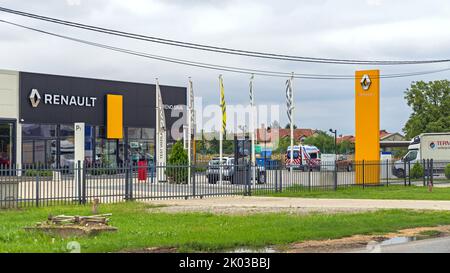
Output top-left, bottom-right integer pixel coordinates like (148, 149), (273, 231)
(29, 89), (41, 108)
(28, 88), (98, 108)
(360, 74), (372, 91)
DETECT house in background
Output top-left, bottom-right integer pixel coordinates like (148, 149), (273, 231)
(256, 126), (317, 149)
(337, 130), (406, 154)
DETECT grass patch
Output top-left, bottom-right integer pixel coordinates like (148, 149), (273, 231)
(256, 185), (450, 200)
(417, 230), (443, 237)
(2, 202), (450, 252)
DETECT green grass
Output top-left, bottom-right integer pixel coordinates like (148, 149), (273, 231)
(2, 202), (450, 253)
(256, 185), (450, 200)
(417, 230), (443, 237)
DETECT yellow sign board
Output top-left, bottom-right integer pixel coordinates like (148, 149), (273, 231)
(355, 70), (380, 184)
(106, 94), (123, 139)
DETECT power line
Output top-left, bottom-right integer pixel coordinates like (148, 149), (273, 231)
(2, 19), (450, 80)
(1, 6), (450, 65)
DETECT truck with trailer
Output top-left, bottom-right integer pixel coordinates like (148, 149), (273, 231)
(393, 132), (450, 178)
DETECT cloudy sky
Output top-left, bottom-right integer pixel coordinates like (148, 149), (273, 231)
(1, 0), (450, 136)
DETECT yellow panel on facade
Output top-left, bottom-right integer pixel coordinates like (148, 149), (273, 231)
(106, 94), (123, 139)
(355, 70), (380, 185)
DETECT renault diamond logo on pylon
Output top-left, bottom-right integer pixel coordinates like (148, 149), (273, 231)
(29, 89), (41, 108)
(360, 74), (372, 91)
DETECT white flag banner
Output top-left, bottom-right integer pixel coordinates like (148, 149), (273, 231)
(285, 78), (293, 124)
(249, 75), (256, 184)
(188, 78), (194, 183)
(155, 78), (167, 182)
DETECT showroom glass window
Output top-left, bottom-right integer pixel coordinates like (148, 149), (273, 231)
(59, 124), (74, 168)
(95, 126), (122, 167)
(127, 127), (154, 165)
(22, 124), (57, 167)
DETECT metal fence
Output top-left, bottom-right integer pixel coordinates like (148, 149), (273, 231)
(1, 159), (449, 208)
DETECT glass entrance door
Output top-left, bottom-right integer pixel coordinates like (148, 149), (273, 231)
(0, 121), (14, 167)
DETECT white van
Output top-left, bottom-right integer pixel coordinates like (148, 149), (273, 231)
(285, 145), (321, 171)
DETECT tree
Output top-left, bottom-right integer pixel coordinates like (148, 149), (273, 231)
(270, 120), (281, 129)
(403, 80), (450, 139)
(195, 130), (207, 155)
(303, 131), (334, 153)
(338, 140), (354, 154)
(166, 141), (188, 183)
(284, 124), (298, 129)
(223, 139), (234, 154)
(208, 136), (219, 154)
(274, 136), (291, 154)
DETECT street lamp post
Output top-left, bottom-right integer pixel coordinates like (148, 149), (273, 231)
(329, 128), (337, 159)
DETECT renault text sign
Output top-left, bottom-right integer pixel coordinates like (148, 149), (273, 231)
(29, 89), (97, 108)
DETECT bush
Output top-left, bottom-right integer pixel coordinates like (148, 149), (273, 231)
(445, 164), (450, 179)
(410, 162), (424, 179)
(166, 141), (188, 184)
(90, 168), (118, 176)
(24, 169), (53, 177)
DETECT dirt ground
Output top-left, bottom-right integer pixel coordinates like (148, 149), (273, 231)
(145, 196), (450, 215)
(285, 225), (450, 253)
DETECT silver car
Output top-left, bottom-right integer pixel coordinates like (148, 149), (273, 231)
(206, 157), (266, 184)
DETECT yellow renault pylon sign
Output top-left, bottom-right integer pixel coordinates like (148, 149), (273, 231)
(106, 94), (123, 139)
(355, 70), (380, 184)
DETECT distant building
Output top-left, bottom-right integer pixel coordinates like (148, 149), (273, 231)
(337, 130), (406, 153)
(256, 127), (317, 149)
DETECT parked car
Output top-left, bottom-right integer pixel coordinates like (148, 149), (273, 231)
(206, 157), (266, 184)
(336, 155), (353, 172)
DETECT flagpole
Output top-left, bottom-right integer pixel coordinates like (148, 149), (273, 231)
(219, 75), (224, 184)
(188, 77), (192, 184)
(250, 74), (256, 185)
(290, 73), (294, 176)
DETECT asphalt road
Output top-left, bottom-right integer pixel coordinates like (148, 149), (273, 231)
(351, 236), (450, 253)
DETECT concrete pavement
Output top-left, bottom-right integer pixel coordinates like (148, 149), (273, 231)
(350, 236), (450, 253)
(145, 196), (450, 212)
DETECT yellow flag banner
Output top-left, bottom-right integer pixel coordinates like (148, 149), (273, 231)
(219, 75), (226, 133)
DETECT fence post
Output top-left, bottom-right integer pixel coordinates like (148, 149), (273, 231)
(129, 163), (134, 200)
(279, 163), (283, 193)
(362, 160), (365, 189)
(275, 162), (278, 193)
(192, 163), (196, 198)
(430, 159), (434, 187)
(333, 160), (338, 191)
(246, 161), (252, 196)
(35, 169), (39, 207)
(422, 159), (426, 187)
(403, 160), (407, 186)
(408, 160), (411, 186)
(82, 160), (86, 204)
(77, 160), (82, 205)
(386, 160), (389, 187)
(125, 162), (130, 201)
(308, 165), (311, 192)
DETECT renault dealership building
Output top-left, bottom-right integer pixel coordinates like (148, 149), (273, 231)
(0, 69), (186, 168)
